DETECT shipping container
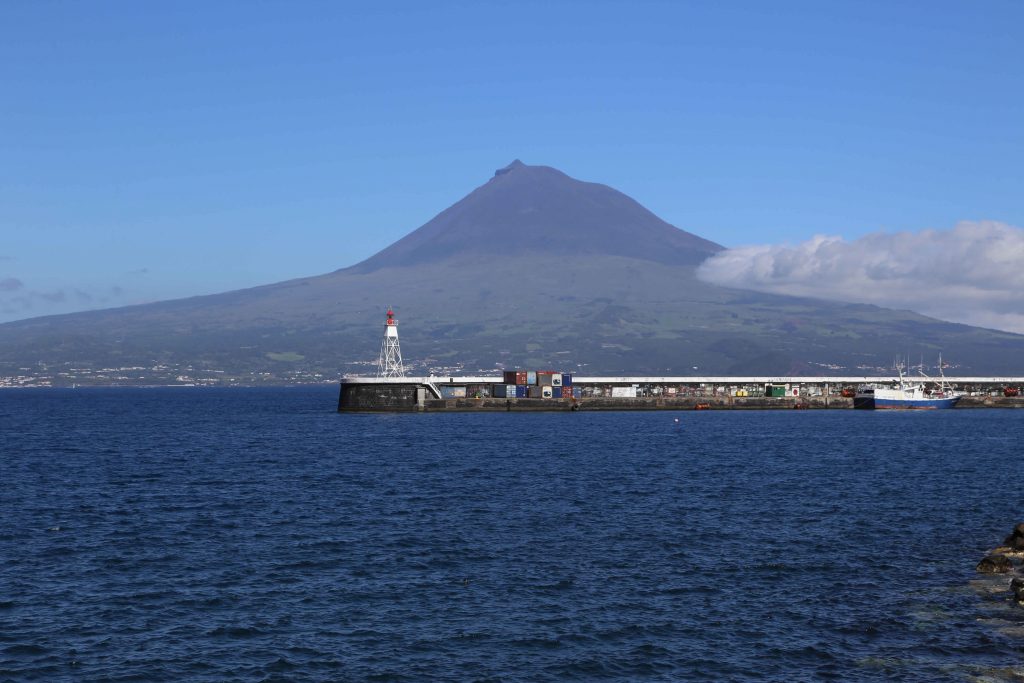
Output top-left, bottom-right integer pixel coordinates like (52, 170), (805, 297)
(537, 372), (553, 386)
(467, 384), (490, 398)
(492, 384), (508, 398)
(528, 386), (543, 398)
(542, 386), (554, 398)
(440, 385), (467, 398)
(572, 386), (582, 399)
(552, 386), (563, 398)
(503, 371), (518, 385)
(515, 371), (527, 385)
(526, 371), (537, 385)
(562, 373), (573, 386)
(611, 386), (637, 398)
(506, 385), (517, 397)
(551, 374), (562, 387)
(515, 385), (528, 398)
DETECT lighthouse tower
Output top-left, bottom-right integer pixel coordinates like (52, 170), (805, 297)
(376, 308), (406, 378)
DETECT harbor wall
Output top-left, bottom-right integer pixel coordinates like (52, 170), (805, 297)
(337, 378), (1024, 412)
(338, 392), (858, 412)
(338, 383), (421, 412)
(958, 396), (1024, 409)
(417, 396), (852, 411)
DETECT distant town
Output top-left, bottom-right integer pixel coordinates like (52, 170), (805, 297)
(0, 357), (933, 388)
(0, 358), (488, 388)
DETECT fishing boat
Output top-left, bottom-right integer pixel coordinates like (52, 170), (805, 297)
(854, 357), (962, 410)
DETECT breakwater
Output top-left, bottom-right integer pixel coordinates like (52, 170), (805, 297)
(338, 375), (1024, 412)
(412, 396), (850, 411)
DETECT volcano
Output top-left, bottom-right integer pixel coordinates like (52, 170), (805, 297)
(2, 160), (1023, 384)
(352, 160), (722, 271)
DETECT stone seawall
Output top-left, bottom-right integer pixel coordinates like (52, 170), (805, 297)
(338, 384), (1024, 412)
(414, 395), (851, 412)
(338, 383), (421, 411)
(958, 396), (1024, 408)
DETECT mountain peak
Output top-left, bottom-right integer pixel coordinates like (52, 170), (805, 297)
(351, 161), (723, 272)
(494, 159), (526, 176)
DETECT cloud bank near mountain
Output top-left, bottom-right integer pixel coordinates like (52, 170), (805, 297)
(697, 221), (1024, 334)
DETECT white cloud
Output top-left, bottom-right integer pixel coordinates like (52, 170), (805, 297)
(696, 220), (1024, 334)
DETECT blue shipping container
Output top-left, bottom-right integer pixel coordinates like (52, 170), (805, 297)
(562, 374), (573, 386)
(526, 371), (537, 385)
(573, 386), (582, 398)
(552, 386), (563, 398)
(515, 385), (528, 398)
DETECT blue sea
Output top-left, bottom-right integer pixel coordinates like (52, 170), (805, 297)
(2, 387), (1024, 681)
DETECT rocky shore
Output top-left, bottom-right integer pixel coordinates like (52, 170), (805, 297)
(976, 523), (1024, 606)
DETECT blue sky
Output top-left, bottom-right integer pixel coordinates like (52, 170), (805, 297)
(1, 1), (1021, 323)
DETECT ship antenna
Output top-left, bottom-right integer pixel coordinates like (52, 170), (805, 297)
(377, 307), (406, 378)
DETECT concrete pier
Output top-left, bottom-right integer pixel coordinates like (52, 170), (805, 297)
(338, 375), (1024, 412)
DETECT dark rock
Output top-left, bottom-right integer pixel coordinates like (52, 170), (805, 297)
(977, 554), (1013, 573)
(1012, 577), (1024, 604)
(1002, 522), (1024, 547)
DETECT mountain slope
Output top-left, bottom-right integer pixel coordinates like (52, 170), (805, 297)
(1, 161), (1023, 385)
(351, 160), (722, 272)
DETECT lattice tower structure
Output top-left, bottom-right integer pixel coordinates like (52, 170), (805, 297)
(377, 308), (405, 378)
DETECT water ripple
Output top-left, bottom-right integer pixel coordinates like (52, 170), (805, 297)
(2, 387), (1023, 681)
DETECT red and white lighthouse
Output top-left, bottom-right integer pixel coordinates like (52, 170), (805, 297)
(376, 308), (406, 378)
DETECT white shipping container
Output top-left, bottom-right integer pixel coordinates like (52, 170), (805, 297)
(542, 386), (554, 398)
(611, 387), (637, 398)
(551, 374), (562, 386)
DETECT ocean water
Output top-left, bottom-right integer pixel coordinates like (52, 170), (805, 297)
(2, 387), (1024, 682)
